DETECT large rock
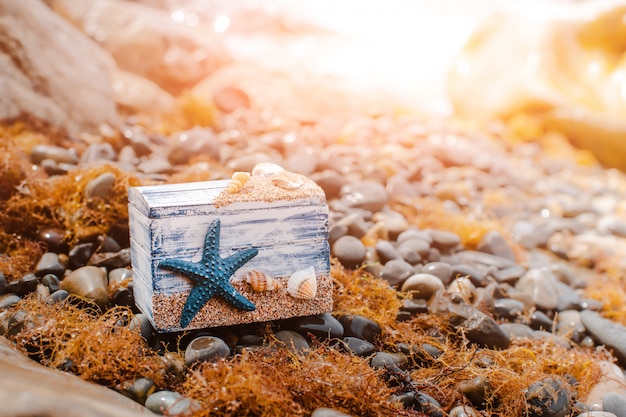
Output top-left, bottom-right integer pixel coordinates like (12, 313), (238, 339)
(0, 0), (119, 133)
(0, 336), (154, 417)
(48, 0), (229, 95)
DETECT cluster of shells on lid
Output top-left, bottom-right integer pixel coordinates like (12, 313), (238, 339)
(235, 266), (317, 300)
(226, 162), (304, 194)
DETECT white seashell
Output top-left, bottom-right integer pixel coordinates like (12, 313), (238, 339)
(227, 171), (250, 194)
(251, 162), (285, 177)
(244, 270), (282, 292)
(271, 171), (304, 190)
(287, 266), (317, 299)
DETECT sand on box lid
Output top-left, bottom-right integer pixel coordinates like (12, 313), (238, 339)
(128, 167), (331, 332)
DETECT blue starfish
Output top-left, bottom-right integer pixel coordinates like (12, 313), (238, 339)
(159, 219), (258, 328)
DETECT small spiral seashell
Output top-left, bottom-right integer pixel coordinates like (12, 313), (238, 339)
(251, 162), (285, 177)
(271, 171), (304, 190)
(227, 171), (250, 194)
(244, 270), (282, 292)
(287, 266), (317, 299)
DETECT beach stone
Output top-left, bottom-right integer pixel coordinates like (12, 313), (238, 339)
(6, 273), (37, 296)
(525, 377), (572, 417)
(515, 268), (560, 311)
(400, 273), (445, 301)
(397, 238), (429, 265)
(31, 145), (79, 165)
(454, 250), (516, 269)
(491, 264), (526, 284)
(341, 337), (375, 356)
(499, 323), (536, 340)
(84, 172), (116, 200)
(286, 313), (344, 340)
(129, 313), (154, 342)
(311, 408), (353, 417)
(41, 274), (61, 293)
(339, 180), (388, 212)
(213, 86), (250, 113)
(431, 294), (510, 349)
(0, 294), (20, 309)
(46, 289), (70, 304)
(477, 230), (516, 261)
(400, 298), (429, 315)
(145, 390), (199, 416)
(494, 298), (525, 320)
(88, 248), (132, 269)
(369, 351), (409, 370)
(577, 412), (618, 417)
(168, 127), (221, 165)
(0, 337), (153, 417)
(451, 263), (489, 287)
(375, 240), (399, 264)
(337, 314), (381, 342)
(447, 277), (476, 301)
(0, 273), (5, 296)
(557, 310), (585, 340)
(81, 143), (117, 164)
(602, 392), (626, 417)
(449, 405), (480, 417)
(68, 242), (97, 269)
(380, 259), (415, 287)
(586, 361), (626, 409)
(60, 266), (109, 309)
(397, 228), (433, 245)
(529, 310), (554, 331)
(331, 235), (366, 268)
(597, 216), (626, 238)
(108, 268), (133, 292)
(426, 229), (461, 252)
(34, 252), (65, 278)
(0, 1), (119, 134)
(117, 377), (155, 406)
(38, 227), (66, 251)
(184, 336), (230, 366)
(274, 330), (309, 353)
(415, 392), (445, 417)
(581, 311), (626, 367)
(459, 376), (492, 407)
(421, 262), (453, 285)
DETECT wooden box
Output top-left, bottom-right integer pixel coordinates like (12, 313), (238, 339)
(128, 171), (331, 332)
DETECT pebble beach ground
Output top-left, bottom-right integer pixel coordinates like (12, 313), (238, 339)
(3, 105), (626, 417)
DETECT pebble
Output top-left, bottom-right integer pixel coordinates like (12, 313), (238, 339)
(184, 335), (231, 366)
(426, 229), (461, 252)
(491, 264), (527, 284)
(494, 298), (525, 320)
(0, 272), (5, 295)
(449, 405), (481, 417)
(145, 390), (199, 416)
(273, 330), (310, 353)
(168, 127), (220, 165)
(0, 294), (21, 309)
(41, 274), (60, 293)
(603, 392), (626, 417)
(285, 312), (344, 340)
(459, 375), (492, 407)
(311, 408), (353, 417)
(577, 413), (618, 417)
(499, 322), (537, 340)
(515, 268), (560, 310)
(34, 252), (65, 278)
(213, 86), (250, 113)
(421, 262), (453, 285)
(68, 242), (97, 269)
(38, 227), (66, 251)
(525, 376), (572, 417)
(454, 250), (517, 269)
(30, 144), (78, 165)
(396, 238), (429, 264)
(60, 266), (109, 309)
(339, 180), (388, 212)
(337, 314), (381, 342)
(586, 361), (626, 409)
(477, 230), (516, 261)
(414, 391), (445, 417)
(331, 235), (366, 268)
(129, 313), (154, 341)
(375, 240), (399, 264)
(556, 310), (585, 340)
(369, 351), (409, 370)
(84, 172), (116, 199)
(46, 289), (69, 304)
(117, 377), (155, 405)
(581, 311), (626, 367)
(108, 268), (133, 292)
(451, 263), (489, 287)
(447, 276), (476, 301)
(80, 142), (116, 163)
(6, 273), (38, 296)
(339, 337), (375, 356)
(400, 273), (444, 301)
(380, 259), (415, 287)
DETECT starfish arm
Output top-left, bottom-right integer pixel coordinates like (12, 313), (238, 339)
(221, 248), (259, 278)
(200, 219), (222, 262)
(180, 284), (216, 328)
(159, 259), (205, 284)
(218, 281), (256, 311)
